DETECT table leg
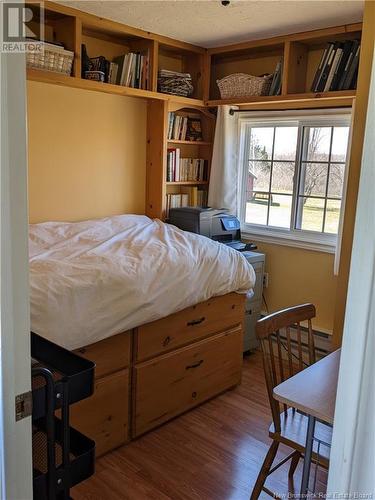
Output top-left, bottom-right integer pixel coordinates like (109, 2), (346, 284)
(300, 415), (316, 495)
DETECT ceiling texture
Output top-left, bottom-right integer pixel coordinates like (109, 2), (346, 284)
(59, 0), (364, 48)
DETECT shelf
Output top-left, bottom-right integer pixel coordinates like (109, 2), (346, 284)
(206, 90), (356, 108)
(27, 69), (206, 106)
(166, 181), (208, 186)
(167, 140), (212, 146)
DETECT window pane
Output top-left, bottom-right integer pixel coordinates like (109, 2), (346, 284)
(271, 161), (295, 194)
(268, 194), (292, 228)
(296, 197), (325, 232)
(325, 199), (341, 234)
(304, 127), (332, 162)
(328, 163), (345, 198)
(249, 161), (271, 192)
(248, 127), (274, 160)
(245, 192), (269, 225)
(299, 162), (328, 196)
(331, 127), (350, 162)
(273, 127), (298, 161)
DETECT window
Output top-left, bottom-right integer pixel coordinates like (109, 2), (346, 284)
(239, 112), (351, 251)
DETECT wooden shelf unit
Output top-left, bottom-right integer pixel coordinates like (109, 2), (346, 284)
(26, 0), (206, 101)
(206, 22), (362, 103)
(147, 102), (215, 220)
(26, 1), (362, 222)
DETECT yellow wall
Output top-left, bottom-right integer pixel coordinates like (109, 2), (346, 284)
(254, 241), (337, 334)
(27, 81), (147, 223)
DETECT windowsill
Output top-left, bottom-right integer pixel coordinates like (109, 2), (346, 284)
(242, 226), (337, 254)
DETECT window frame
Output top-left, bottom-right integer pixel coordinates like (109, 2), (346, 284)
(237, 109), (351, 253)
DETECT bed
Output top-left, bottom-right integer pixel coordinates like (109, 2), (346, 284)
(29, 214), (256, 453)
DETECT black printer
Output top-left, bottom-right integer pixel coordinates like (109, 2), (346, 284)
(169, 207), (256, 252)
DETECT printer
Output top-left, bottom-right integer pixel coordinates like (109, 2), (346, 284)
(169, 207), (256, 252)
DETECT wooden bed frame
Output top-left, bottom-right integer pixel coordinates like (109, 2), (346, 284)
(68, 292), (246, 456)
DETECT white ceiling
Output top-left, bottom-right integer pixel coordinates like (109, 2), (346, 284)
(59, 0), (364, 48)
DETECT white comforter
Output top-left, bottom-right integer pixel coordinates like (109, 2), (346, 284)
(29, 214), (255, 350)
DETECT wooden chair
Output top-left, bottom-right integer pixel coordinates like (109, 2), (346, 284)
(250, 304), (332, 498)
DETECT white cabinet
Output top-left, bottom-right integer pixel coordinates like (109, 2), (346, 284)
(242, 251), (265, 352)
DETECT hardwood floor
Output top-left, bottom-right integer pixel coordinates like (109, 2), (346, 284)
(72, 351), (327, 499)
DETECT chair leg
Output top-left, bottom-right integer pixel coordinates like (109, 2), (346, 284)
(250, 440), (279, 499)
(288, 450), (302, 478)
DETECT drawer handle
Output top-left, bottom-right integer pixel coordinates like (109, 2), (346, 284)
(186, 360), (204, 370)
(187, 317), (205, 327)
(162, 336), (171, 347)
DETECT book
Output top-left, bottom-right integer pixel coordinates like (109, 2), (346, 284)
(269, 59), (282, 96)
(186, 118), (203, 141)
(166, 149), (207, 182)
(112, 52), (149, 89)
(113, 54), (126, 85)
(338, 40), (359, 90)
(311, 45), (330, 92)
(324, 43), (343, 92)
(316, 42), (339, 92)
(329, 40), (353, 91)
(312, 42), (334, 92)
(342, 42), (360, 90)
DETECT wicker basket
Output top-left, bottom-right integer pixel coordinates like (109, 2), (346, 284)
(27, 41), (74, 76)
(217, 73), (273, 99)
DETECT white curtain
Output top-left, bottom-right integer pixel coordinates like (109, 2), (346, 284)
(208, 105), (239, 215)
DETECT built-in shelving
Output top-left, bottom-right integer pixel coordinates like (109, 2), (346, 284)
(26, 0), (362, 221)
(206, 22), (362, 104)
(27, 69), (206, 106)
(206, 90), (356, 108)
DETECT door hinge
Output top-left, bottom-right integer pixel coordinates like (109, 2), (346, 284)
(15, 391), (32, 421)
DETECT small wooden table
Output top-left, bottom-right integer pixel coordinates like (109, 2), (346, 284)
(273, 349), (341, 494)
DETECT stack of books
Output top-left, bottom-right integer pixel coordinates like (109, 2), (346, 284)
(165, 193), (189, 215)
(83, 50), (149, 88)
(165, 187), (208, 217)
(167, 113), (203, 141)
(167, 148), (207, 182)
(87, 56), (119, 83)
(311, 39), (360, 92)
(113, 52), (149, 89)
(268, 59), (283, 96)
(158, 69), (194, 97)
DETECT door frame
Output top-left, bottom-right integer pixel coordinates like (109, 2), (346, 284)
(0, 39), (33, 500)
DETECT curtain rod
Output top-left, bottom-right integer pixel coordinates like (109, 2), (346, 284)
(229, 105), (352, 115)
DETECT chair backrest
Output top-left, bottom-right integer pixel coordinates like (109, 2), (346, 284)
(256, 303), (317, 433)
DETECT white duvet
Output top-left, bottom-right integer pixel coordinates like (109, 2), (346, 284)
(29, 214), (255, 350)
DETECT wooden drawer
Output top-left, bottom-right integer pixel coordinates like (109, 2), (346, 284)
(74, 331), (131, 379)
(135, 293), (245, 361)
(133, 326), (242, 437)
(70, 369), (129, 457)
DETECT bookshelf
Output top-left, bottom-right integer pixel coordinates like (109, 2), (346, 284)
(25, 1), (363, 221)
(26, 1), (206, 100)
(146, 101), (215, 220)
(206, 22), (362, 104)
